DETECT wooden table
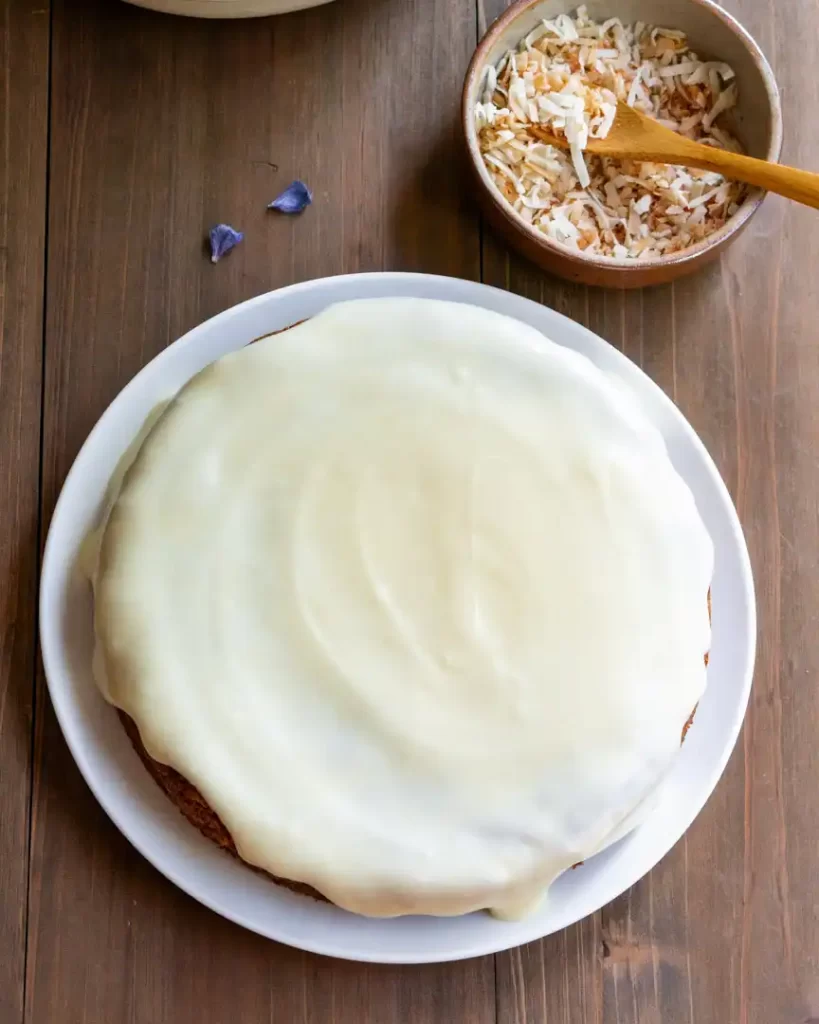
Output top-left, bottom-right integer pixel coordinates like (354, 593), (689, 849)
(2, 0), (818, 1019)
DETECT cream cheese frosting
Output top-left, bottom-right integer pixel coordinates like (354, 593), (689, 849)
(89, 297), (713, 918)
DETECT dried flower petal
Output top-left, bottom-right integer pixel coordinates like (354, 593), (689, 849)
(268, 180), (313, 214)
(209, 224), (244, 263)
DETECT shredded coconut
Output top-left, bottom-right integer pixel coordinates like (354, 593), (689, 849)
(476, 5), (747, 260)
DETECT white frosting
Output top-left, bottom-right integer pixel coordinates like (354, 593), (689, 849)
(91, 297), (713, 918)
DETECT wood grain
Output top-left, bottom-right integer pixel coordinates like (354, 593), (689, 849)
(26, 0), (491, 1021)
(0, 0), (49, 1021)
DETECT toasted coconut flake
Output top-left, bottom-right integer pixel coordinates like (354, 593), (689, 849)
(476, 7), (747, 260)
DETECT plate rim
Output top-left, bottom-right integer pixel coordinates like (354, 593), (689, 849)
(39, 271), (757, 963)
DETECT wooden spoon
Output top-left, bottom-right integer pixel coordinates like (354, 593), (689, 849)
(532, 101), (819, 210)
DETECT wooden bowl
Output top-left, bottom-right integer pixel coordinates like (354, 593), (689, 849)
(462, 0), (783, 288)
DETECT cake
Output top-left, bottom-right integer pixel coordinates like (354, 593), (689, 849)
(85, 297), (713, 919)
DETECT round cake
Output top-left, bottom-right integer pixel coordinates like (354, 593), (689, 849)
(86, 297), (713, 919)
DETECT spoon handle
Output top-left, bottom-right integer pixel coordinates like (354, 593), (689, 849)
(666, 139), (819, 210)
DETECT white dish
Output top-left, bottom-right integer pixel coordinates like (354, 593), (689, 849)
(121, 0), (334, 20)
(40, 272), (756, 964)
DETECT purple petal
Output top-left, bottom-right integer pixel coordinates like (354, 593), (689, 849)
(209, 224), (244, 263)
(268, 180), (313, 214)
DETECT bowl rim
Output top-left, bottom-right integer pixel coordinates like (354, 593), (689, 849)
(462, 0), (784, 272)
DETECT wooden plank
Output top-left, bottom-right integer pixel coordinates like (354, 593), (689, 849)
(0, 0), (49, 1020)
(27, 0), (493, 1020)
(482, 0), (819, 1021)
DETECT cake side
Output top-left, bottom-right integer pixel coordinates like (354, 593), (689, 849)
(120, 711), (327, 901)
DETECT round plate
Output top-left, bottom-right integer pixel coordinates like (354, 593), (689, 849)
(40, 273), (756, 964)
(120, 0), (334, 20)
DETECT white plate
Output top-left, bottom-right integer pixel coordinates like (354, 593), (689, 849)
(121, 0), (334, 20)
(40, 273), (756, 964)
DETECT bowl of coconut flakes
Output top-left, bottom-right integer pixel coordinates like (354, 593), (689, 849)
(462, 0), (782, 287)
